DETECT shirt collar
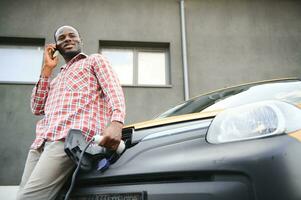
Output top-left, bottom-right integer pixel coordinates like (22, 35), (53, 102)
(60, 53), (88, 70)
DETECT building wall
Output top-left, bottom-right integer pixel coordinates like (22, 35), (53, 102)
(0, 0), (183, 185)
(0, 0), (301, 185)
(186, 0), (301, 96)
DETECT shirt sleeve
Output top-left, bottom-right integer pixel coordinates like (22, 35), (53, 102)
(30, 77), (50, 115)
(92, 54), (126, 124)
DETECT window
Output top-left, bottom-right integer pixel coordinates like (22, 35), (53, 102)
(101, 48), (134, 85)
(100, 41), (170, 87)
(0, 37), (44, 84)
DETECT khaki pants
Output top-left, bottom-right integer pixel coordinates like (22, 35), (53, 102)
(17, 141), (75, 200)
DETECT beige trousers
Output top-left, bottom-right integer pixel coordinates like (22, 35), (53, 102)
(17, 141), (75, 200)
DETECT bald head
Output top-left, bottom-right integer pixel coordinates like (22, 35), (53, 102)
(54, 25), (80, 43)
(53, 25), (82, 62)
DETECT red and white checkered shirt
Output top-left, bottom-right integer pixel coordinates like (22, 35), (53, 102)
(30, 53), (126, 149)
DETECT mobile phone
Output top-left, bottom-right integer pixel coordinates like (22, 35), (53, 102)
(52, 47), (59, 59)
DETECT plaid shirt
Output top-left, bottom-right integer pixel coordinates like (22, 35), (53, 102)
(30, 53), (126, 149)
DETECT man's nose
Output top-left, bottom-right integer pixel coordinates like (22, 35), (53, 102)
(64, 36), (72, 42)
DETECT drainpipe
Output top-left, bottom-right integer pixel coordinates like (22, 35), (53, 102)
(180, 0), (190, 101)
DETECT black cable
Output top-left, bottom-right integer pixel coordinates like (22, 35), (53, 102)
(64, 138), (94, 200)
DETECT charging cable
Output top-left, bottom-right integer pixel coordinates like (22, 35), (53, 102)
(64, 138), (94, 200)
(64, 136), (126, 200)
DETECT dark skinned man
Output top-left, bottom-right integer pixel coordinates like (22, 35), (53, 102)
(17, 25), (126, 200)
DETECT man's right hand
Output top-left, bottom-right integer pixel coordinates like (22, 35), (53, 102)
(41, 44), (59, 77)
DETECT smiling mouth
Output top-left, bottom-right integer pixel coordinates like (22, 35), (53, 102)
(64, 44), (75, 49)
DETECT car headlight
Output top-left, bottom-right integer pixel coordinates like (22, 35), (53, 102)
(207, 100), (301, 144)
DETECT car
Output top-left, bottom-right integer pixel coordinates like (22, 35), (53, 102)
(57, 78), (301, 200)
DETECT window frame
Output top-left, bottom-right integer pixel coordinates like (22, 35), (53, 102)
(99, 41), (171, 88)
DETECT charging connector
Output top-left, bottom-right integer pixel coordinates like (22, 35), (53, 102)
(93, 135), (126, 154)
(64, 133), (126, 200)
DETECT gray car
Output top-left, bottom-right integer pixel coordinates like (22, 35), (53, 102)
(58, 78), (301, 200)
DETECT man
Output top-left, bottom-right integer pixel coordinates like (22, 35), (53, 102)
(17, 25), (126, 200)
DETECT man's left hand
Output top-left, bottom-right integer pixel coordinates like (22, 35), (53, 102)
(99, 121), (123, 150)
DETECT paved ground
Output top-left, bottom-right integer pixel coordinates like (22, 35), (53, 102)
(0, 186), (18, 200)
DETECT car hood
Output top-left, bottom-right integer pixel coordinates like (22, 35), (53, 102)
(125, 110), (221, 130)
(125, 102), (301, 131)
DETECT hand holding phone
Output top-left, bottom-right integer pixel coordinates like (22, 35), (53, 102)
(41, 44), (59, 77)
(51, 48), (59, 59)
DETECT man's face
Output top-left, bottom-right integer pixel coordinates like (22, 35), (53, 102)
(55, 26), (82, 59)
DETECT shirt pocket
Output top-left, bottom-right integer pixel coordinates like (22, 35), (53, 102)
(64, 68), (89, 92)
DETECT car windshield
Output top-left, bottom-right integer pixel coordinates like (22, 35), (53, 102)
(157, 80), (301, 118)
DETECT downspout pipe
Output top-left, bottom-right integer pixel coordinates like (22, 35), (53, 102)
(180, 0), (190, 101)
